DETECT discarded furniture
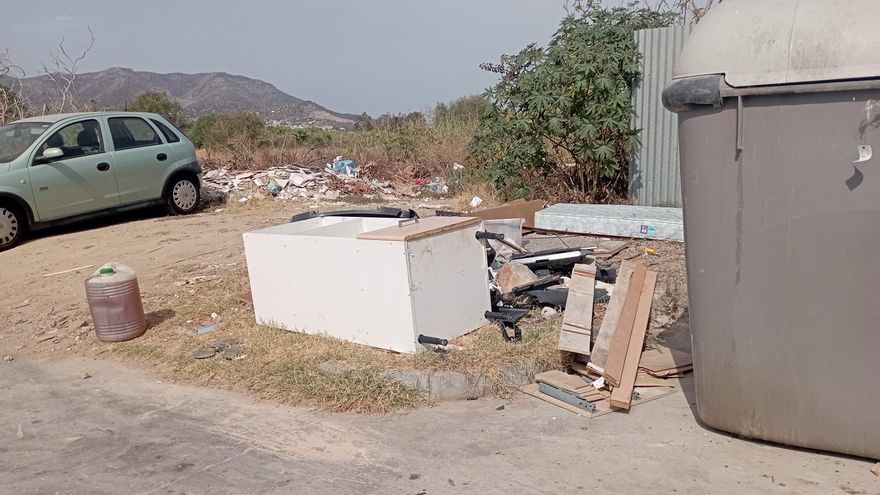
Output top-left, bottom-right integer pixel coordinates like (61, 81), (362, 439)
(244, 216), (490, 353)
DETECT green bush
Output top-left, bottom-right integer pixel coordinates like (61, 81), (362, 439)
(470, 1), (675, 202)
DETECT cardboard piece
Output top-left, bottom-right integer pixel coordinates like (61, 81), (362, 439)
(471, 200), (545, 229)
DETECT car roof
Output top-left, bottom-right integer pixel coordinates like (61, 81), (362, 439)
(12, 111), (162, 125)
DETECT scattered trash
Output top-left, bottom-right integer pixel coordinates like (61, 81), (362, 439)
(43, 265), (95, 278)
(872, 462), (880, 477)
(267, 178), (280, 196)
(452, 162), (465, 171)
(80, 371), (91, 379)
(3, 355), (12, 362)
(541, 306), (559, 319)
(196, 322), (222, 335)
(222, 345), (244, 360)
(191, 348), (217, 359)
(427, 180), (449, 194)
(470, 196), (483, 209)
(200, 160), (398, 203)
(496, 404), (506, 411)
(328, 156), (358, 176)
(645, 247), (657, 256)
(16, 423), (23, 439)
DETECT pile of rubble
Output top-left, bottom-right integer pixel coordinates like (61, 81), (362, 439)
(200, 157), (397, 203)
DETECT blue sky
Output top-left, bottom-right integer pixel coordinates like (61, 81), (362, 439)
(2, 1), (584, 115)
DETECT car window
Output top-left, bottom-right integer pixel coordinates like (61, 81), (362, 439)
(150, 119), (181, 143)
(109, 117), (162, 150)
(35, 119), (104, 163)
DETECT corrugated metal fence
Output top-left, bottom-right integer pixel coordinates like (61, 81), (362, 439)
(629, 25), (693, 207)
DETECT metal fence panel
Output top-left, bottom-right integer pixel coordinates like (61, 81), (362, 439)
(630, 25), (693, 207)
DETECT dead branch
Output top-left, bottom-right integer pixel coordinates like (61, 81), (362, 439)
(39, 26), (95, 114)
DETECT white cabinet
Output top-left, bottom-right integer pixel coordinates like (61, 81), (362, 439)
(243, 216), (490, 353)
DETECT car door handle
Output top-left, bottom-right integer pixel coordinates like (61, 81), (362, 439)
(97, 162), (111, 172)
(157, 153), (168, 162)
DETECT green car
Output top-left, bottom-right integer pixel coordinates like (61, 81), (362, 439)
(0, 112), (202, 251)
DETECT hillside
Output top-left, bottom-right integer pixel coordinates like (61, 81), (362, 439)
(1, 67), (358, 128)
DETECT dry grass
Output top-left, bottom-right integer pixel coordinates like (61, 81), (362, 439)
(114, 266), (564, 413)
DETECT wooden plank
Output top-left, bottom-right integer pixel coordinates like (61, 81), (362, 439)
(594, 240), (630, 258)
(610, 271), (657, 409)
(357, 216), (480, 242)
(590, 260), (637, 370)
(558, 331), (592, 355)
(634, 371), (672, 388)
(603, 263), (648, 387)
(535, 370), (590, 394)
(558, 263), (596, 355)
(471, 200), (545, 229)
(639, 346), (693, 372)
(521, 383), (676, 419)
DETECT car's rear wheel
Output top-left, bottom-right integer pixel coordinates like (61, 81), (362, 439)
(165, 175), (200, 215)
(0, 204), (26, 252)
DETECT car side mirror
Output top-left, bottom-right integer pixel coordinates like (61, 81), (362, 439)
(42, 147), (64, 160)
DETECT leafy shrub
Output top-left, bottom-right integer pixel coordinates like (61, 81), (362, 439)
(470, 1), (675, 202)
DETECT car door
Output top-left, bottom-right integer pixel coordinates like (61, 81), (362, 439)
(27, 118), (120, 221)
(108, 116), (167, 204)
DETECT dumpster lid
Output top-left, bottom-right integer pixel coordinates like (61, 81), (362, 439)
(674, 0), (880, 87)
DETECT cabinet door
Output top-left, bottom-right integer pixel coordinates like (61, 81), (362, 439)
(28, 119), (119, 220)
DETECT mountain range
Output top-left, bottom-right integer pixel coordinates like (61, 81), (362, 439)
(0, 67), (358, 128)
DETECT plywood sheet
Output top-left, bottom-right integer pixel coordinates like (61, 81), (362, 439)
(639, 346), (693, 372)
(357, 216), (481, 242)
(471, 200), (545, 229)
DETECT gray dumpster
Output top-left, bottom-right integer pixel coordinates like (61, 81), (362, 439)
(663, 0), (880, 459)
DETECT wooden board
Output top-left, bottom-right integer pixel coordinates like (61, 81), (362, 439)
(594, 240), (630, 258)
(357, 216), (481, 242)
(590, 260), (637, 370)
(521, 383), (676, 419)
(535, 371), (609, 400)
(471, 200), (545, 229)
(610, 271), (657, 410)
(558, 263), (596, 355)
(639, 346), (693, 372)
(603, 263), (647, 387)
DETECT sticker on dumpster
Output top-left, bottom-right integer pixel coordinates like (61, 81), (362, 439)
(854, 145), (873, 163)
(640, 224), (657, 236)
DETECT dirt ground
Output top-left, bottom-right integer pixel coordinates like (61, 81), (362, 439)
(0, 198), (688, 412)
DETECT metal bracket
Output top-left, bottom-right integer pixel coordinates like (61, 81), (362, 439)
(538, 382), (597, 413)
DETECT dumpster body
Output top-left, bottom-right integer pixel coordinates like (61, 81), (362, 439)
(664, 0), (880, 459)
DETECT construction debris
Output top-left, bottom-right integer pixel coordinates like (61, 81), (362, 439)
(524, 257), (689, 418)
(200, 161), (397, 203)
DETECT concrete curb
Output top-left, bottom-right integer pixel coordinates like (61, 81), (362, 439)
(318, 360), (541, 401)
